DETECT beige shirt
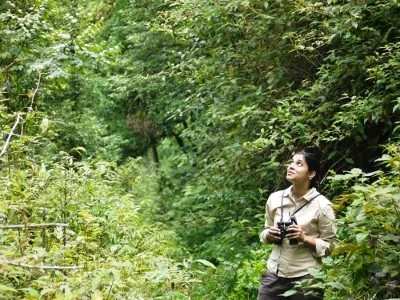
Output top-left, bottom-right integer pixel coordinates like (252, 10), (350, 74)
(260, 186), (337, 278)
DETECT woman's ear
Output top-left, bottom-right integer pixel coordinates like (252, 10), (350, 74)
(309, 171), (316, 181)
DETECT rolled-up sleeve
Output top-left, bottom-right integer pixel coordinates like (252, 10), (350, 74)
(313, 204), (337, 257)
(260, 196), (275, 244)
(259, 229), (269, 243)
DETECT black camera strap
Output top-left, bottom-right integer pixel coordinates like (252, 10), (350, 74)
(280, 191), (321, 222)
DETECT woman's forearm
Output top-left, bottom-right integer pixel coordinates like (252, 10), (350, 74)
(303, 235), (316, 249)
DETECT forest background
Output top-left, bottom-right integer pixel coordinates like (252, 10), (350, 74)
(0, 0), (399, 299)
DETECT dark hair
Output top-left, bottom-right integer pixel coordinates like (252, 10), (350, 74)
(295, 149), (322, 189)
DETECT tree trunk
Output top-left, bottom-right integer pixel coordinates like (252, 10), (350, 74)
(173, 132), (186, 153)
(151, 141), (159, 164)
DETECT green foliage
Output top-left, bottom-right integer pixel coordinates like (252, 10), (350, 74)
(2, 0), (400, 298)
(0, 0), (134, 161)
(131, 0), (400, 298)
(0, 150), (198, 299)
(1, 0), (204, 299)
(321, 146), (400, 299)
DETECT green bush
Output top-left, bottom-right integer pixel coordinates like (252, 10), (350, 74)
(0, 152), (197, 299)
(322, 145), (400, 299)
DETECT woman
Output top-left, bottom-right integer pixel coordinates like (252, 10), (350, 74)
(258, 150), (337, 300)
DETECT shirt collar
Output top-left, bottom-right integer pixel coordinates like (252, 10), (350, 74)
(283, 186), (292, 197)
(303, 187), (317, 201)
(284, 186), (317, 201)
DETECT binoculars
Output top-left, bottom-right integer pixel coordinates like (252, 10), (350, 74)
(277, 215), (298, 245)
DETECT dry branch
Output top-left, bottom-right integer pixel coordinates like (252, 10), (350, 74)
(0, 223), (68, 230)
(30, 72), (41, 109)
(0, 259), (79, 270)
(0, 113), (21, 157)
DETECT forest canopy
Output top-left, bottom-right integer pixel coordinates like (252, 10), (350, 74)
(0, 0), (399, 299)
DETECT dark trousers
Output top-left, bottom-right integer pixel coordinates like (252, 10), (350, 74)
(257, 270), (324, 300)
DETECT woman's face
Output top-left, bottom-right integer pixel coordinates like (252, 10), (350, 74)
(286, 154), (315, 185)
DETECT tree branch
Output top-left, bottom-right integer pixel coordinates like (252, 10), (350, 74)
(0, 59), (18, 72)
(0, 223), (68, 230)
(0, 259), (79, 270)
(0, 113), (21, 157)
(30, 72), (41, 109)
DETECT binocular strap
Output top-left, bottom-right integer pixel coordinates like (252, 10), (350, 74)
(279, 191), (321, 223)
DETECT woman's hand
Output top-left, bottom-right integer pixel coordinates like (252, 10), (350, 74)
(266, 226), (282, 243)
(287, 225), (315, 246)
(287, 224), (307, 243)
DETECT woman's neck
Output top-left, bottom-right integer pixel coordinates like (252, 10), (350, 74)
(292, 184), (312, 201)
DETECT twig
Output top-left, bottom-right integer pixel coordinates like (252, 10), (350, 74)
(0, 131), (21, 136)
(0, 113), (21, 157)
(0, 259), (79, 270)
(0, 223), (68, 230)
(30, 72), (41, 109)
(320, 152), (348, 184)
(0, 60), (18, 71)
(106, 273), (115, 300)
